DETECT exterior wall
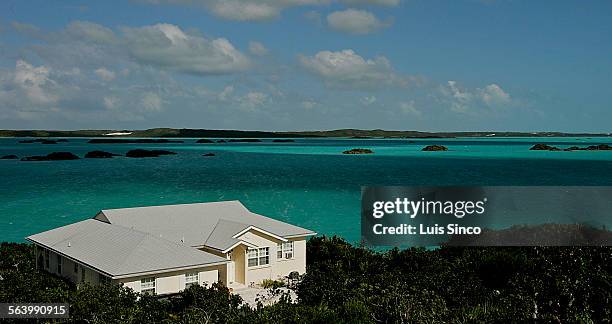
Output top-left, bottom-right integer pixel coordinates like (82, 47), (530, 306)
(232, 245), (247, 284)
(35, 245), (107, 285)
(236, 230), (308, 285)
(35, 244), (225, 295)
(117, 264), (222, 295)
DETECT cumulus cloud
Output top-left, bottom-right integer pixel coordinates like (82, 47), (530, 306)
(480, 83), (510, 106)
(94, 67), (116, 81)
(299, 49), (408, 89)
(327, 9), (390, 34)
(140, 0), (329, 21)
(122, 23), (250, 75)
(14, 60), (57, 104)
(248, 41), (268, 56)
(440, 80), (512, 113)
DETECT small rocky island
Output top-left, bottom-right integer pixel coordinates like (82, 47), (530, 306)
(1, 155), (18, 159)
(202, 153), (216, 157)
(88, 139), (183, 144)
(125, 149), (177, 158)
(85, 151), (121, 158)
(422, 145), (448, 151)
(228, 139), (262, 143)
(21, 152), (80, 161)
(342, 148), (374, 154)
(196, 139), (214, 143)
(272, 139), (295, 143)
(529, 143), (612, 151)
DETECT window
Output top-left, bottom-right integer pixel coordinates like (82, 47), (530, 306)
(44, 250), (50, 269)
(185, 272), (199, 289)
(81, 268), (85, 281)
(56, 254), (62, 274)
(247, 247), (270, 267)
(141, 277), (156, 295)
(277, 242), (294, 260)
(74, 262), (78, 273)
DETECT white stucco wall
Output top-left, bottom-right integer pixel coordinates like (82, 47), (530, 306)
(117, 265), (222, 295)
(236, 230), (308, 285)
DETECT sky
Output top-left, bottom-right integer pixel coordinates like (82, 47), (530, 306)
(0, 0), (610, 132)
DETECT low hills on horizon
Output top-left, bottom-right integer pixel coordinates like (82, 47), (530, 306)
(0, 128), (610, 138)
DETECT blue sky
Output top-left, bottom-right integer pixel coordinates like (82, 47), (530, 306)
(0, 0), (611, 132)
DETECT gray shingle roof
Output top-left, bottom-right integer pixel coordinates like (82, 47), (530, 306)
(95, 200), (315, 250)
(26, 219), (228, 278)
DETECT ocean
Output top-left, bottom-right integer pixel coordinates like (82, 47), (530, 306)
(1, 137), (612, 243)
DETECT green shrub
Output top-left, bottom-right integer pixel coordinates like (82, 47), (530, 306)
(261, 279), (285, 289)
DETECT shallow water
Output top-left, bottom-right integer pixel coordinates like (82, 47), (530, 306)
(1, 137), (612, 243)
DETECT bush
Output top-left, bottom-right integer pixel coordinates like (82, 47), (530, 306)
(261, 279), (285, 289)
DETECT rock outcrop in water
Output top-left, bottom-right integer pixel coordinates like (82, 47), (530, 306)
(125, 149), (177, 158)
(196, 139), (214, 143)
(21, 152), (80, 161)
(202, 153), (216, 157)
(530, 143), (612, 151)
(530, 144), (561, 151)
(88, 139), (183, 144)
(272, 139), (295, 143)
(342, 148), (374, 154)
(566, 144), (612, 151)
(422, 145), (448, 151)
(228, 139), (262, 143)
(85, 151), (121, 158)
(1, 155), (18, 159)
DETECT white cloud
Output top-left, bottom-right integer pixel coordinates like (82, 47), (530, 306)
(140, 92), (163, 112)
(340, 0), (400, 6)
(14, 60), (57, 104)
(103, 96), (119, 109)
(361, 95), (377, 105)
(480, 83), (510, 106)
(440, 81), (512, 113)
(249, 41), (269, 56)
(140, 0), (329, 21)
(239, 91), (268, 110)
(218, 85), (235, 101)
(94, 67), (116, 81)
(327, 9), (390, 35)
(122, 23), (250, 75)
(299, 49), (408, 89)
(65, 21), (117, 44)
(399, 101), (422, 117)
(302, 100), (317, 109)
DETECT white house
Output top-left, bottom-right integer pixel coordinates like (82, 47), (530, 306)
(26, 201), (316, 295)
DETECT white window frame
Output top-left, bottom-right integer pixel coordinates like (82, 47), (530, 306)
(185, 272), (199, 289)
(141, 277), (156, 295)
(247, 247), (270, 267)
(277, 242), (294, 260)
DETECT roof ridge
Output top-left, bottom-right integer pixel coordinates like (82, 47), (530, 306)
(101, 200), (244, 212)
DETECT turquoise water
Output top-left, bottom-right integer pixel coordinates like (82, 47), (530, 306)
(1, 137), (612, 243)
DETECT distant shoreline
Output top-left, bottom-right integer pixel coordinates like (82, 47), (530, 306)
(1, 128), (611, 138)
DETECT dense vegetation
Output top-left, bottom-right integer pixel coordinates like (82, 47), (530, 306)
(2, 128), (611, 138)
(1, 238), (610, 323)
